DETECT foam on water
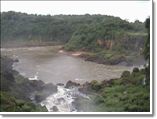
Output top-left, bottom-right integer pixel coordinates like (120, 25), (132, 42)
(41, 85), (90, 112)
(28, 72), (39, 80)
(41, 86), (77, 112)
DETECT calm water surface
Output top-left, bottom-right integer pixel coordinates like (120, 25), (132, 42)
(1, 46), (133, 84)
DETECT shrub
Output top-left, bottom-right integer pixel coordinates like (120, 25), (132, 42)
(133, 67), (140, 73)
(0, 91), (48, 112)
(91, 80), (102, 91)
(121, 71), (130, 78)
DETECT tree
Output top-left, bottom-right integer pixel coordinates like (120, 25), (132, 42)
(143, 18), (150, 84)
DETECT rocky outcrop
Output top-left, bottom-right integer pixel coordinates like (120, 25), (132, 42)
(84, 54), (130, 66)
(78, 82), (92, 94)
(65, 80), (80, 88)
(34, 83), (57, 103)
(56, 83), (64, 86)
(97, 39), (113, 49)
(78, 79), (118, 94)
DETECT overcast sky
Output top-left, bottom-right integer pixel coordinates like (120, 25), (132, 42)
(1, 1), (151, 22)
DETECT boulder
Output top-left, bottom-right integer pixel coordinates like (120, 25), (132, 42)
(65, 80), (80, 88)
(78, 82), (91, 94)
(34, 83), (57, 103)
(42, 83), (57, 93)
(30, 80), (45, 90)
(56, 83), (64, 86)
(34, 93), (45, 103)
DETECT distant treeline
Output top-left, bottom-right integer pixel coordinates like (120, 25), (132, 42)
(1, 11), (145, 47)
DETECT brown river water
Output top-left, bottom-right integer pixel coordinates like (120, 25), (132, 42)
(1, 46), (134, 85)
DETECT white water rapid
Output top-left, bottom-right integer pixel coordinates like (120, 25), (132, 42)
(40, 86), (89, 112)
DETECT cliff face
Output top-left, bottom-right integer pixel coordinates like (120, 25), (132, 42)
(96, 39), (113, 49)
(117, 33), (146, 52)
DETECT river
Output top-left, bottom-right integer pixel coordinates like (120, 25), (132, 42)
(1, 46), (135, 112)
(1, 46), (133, 84)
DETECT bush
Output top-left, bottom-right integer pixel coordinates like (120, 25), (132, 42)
(91, 80), (102, 91)
(22, 104), (32, 112)
(92, 69), (150, 112)
(133, 67), (140, 73)
(0, 91), (48, 112)
(121, 71), (130, 78)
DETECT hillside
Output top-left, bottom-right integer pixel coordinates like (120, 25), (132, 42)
(1, 12), (118, 43)
(64, 17), (147, 65)
(1, 11), (147, 65)
(65, 16), (146, 52)
(1, 11), (146, 48)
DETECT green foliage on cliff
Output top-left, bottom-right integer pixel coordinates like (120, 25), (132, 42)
(2, 11), (130, 43)
(1, 11), (147, 65)
(63, 16), (146, 65)
(1, 11), (146, 49)
(64, 17), (146, 53)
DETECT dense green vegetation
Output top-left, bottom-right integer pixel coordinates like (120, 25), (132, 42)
(92, 68), (149, 112)
(0, 91), (47, 112)
(76, 18), (150, 112)
(1, 11), (145, 48)
(1, 11), (150, 112)
(65, 18), (146, 52)
(64, 17), (146, 65)
(77, 67), (150, 112)
(1, 11), (147, 65)
(2, 11), (129, 43)
(0, 56), (49, 112)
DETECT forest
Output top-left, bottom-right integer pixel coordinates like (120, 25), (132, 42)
(1, 11), (147, 65)
(1, 11), (146, 49)
(0, 11), (150, 112)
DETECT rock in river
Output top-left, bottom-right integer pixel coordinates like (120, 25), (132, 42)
(65, 80), (80, 88)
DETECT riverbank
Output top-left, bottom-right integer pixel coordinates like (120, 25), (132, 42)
(1, 41), (64, 48)
(59, 49), (145, 66)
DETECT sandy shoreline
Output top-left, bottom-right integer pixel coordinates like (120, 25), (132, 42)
(58, 50), (84, 57)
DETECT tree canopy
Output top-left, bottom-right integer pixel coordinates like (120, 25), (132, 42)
(1, 11), (146, 44)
